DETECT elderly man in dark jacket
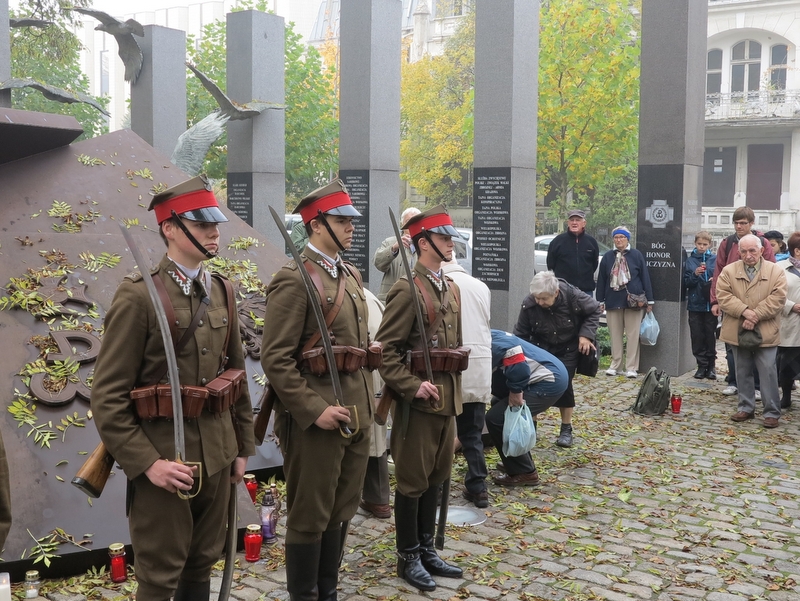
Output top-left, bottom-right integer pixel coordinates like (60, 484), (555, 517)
(546, 209), (600, 294)
(513, 270), (602, 448)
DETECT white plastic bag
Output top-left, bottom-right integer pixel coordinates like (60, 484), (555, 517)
(640, 311), (660, 346)
(502, 404), (537, 457)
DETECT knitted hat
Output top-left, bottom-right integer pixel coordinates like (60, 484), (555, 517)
(612, 226), (631, 239)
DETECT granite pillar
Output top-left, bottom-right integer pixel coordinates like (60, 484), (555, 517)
(130, 25), (186, 158)
(226, 10), (285, 241)
(1, 0), (10, 108)
(339, 0), (401, 288)
(638, 0), (708, 376)
(473, 0), (538, 330)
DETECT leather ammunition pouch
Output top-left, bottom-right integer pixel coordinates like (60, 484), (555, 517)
(366, 341), (383, 370)
(131, 384), (209, 421)
(300, 345), (368, 377)
(407, 346), (471, 377)
(207, 368), (246, 414)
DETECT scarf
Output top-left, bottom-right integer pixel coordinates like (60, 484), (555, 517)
(790, 256), (800, 271)
(610, 250), (631, 291)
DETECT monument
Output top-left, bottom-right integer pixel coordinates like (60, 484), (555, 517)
(339, 0), (402, 287)
(1, 0), (10, 108)
(130, 25), (187, 159)
(226, 10), (286, 244)
(473, 0), (539, 329)
(638, 0), (708, 376)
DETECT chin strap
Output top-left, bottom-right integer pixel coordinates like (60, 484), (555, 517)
(316, 210), (346, 253)
(171, 210), (216, 259)
(422, 229), (447, 262)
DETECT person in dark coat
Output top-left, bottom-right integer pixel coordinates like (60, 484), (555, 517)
(596, 226), (654, 378)
(684, 230), (718, 379)
(546, 209), (600, 294)
(513, 271), (601, 448)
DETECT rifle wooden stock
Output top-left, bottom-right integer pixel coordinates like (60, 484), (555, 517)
(374, 384), (394, 426)
(71, 442), (115, 498)
(253, 384), (276, 445)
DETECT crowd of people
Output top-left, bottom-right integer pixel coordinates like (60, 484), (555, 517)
(73, 171), (797, 601)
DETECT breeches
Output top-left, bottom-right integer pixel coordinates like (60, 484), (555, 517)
(391, 408), (455, 498)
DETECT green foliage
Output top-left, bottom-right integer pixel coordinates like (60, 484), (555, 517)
(9, 1), (108, 140)
(584, 162), (638, 245)
(186, 0), (338, 200)
(538, 0), (640, 227)
(400, 10), (475, 207)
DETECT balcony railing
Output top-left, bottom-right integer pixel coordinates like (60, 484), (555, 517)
(705, 90), (800, 121)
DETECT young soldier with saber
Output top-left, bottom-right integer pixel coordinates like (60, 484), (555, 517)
(90, 175), (254, 601)
(261, 180), (376, 601)
(376, 205), (468, 591)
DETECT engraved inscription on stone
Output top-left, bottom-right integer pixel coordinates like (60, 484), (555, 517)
(473, 167), (511, 291)
(227, 172), (254, 226)
(339, 170), (370, 277)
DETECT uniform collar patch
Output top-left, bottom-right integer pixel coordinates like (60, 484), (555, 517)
(168, 269), (193, 295)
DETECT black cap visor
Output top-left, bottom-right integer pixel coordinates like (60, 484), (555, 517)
(326, 204), (362, 218)
(179, 206), (229, 224)
(428, 224), (461, 238)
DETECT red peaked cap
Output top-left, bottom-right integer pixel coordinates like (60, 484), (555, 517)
(294, 179), (362, 224)
(148, 175), (228, 225)
(403, 204), (460, 239)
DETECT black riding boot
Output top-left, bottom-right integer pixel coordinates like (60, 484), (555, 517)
(318, 525), (343, 601)
(285, 542), (321, 601)
(394, 492), (436, 591)
(172, 580), (211, 601)
(417, 485), (462, 578)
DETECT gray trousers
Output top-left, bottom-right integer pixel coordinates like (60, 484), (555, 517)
(731, 345), (781, 419)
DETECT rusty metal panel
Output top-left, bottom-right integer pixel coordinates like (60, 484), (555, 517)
(0, 107), (84, 165)
(0, 125), (285, 570)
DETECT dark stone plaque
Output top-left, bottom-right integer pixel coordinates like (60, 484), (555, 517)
(227, 171), (254, 226)
(339, 170), (370, 277)
(473, 167), (511, 290)
(637, 164), (686, 302)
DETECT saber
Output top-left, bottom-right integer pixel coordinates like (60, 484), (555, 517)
(118, 222), (201, 499)
(267, 206), (354, 438)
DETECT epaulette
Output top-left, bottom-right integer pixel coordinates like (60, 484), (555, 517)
(124, 271), (143, 282)
(283, 259), (300, 271)
(342, 260), (364, 288)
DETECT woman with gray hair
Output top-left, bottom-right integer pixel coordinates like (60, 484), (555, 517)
(513, 270), (602, 447)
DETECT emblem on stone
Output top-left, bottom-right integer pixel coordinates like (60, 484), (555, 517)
(645, 199), (674, 229)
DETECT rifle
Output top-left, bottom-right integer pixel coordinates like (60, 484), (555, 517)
(71, 441), (115, 498)
(253, 384), (276, 445)
(373, 384), (393, 426)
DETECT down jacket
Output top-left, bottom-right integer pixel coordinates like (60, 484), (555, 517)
(717, 259), (787, 348)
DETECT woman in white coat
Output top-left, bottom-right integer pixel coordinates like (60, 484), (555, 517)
(777, 231), (800, 409)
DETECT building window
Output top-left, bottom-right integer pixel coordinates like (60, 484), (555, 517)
(770, 44), (788, 91)
(434, 0), (470, 17)
(707, 49), (722, 102)
(731, 40), (761, 97)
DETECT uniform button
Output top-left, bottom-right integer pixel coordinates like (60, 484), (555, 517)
(448, 324), (452, 328)
(175, 320), (180, 326)
(201, 378), (208, 385)
(352, 293), (357, 299)
(401, 393), (406, 398)
(358, 316), (362, 322)
(198, 320), (204, 326)
(361, 341), (365, 346)
(222, 317), (227, 324)
(327, 297), (332, 302)
(201, 348), (208, 355)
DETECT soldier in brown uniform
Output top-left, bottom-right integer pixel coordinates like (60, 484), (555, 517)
(376, 206), (465, 591)
(261, 180), (373, 601)
(91, 176), (255, 601)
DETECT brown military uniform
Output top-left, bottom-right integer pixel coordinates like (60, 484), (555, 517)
(377, 269), (463, 497)
(91, 255), (254, 599)
(261, 246), (373, 535)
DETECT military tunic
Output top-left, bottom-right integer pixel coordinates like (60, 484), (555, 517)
(91, 255), (255, 598)
(261, 247), (373, 535)
(376, 270), (463, 497)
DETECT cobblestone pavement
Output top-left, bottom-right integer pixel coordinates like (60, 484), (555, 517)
(43, 348), (800, 600)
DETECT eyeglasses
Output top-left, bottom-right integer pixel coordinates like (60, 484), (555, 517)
(733, 220), (752, 226)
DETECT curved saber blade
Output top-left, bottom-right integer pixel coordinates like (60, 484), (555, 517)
(217, 482), (238, 601)
(118, 223), (186, 457)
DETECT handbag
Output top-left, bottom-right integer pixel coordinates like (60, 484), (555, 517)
(502, 404), (537, 457)
(627, 291), (648, 309)
(576, 345), (599, 377)
(640, 312), (660, 346)
(738, 323), (762, 350)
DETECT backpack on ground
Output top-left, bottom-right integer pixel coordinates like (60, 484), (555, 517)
(631, 367), (671, 416)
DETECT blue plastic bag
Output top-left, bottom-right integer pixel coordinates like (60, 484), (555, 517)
(502, 404), (537, 457)
(640, 311), (660, 346)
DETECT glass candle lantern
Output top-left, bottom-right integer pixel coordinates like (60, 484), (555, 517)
(0, 573), (11, 601)
(24, 570), (41, 599)
(244, 474), (258, 504)
(244, 524), (263, 562)
(108, 543), (128, 583)
(260, 491), (278, 544)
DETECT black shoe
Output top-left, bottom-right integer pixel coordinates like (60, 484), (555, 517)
(397, 549), (436, 591)
(705, 368), (717, 380)
(693, 368), (706, 379)
(781, 398), (792, 409)
(420, 546), (463, 578)
(556, 424), (573, 448)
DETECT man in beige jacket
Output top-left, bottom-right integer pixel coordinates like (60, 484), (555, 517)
(716, 234), (787, 428)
